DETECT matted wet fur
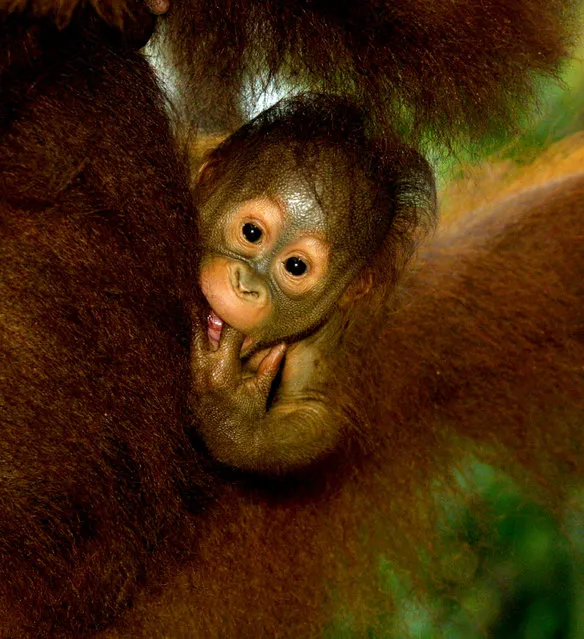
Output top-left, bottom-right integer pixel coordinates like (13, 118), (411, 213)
(0, 0), (582, 636)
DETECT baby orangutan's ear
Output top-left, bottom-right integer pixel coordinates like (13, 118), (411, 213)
(194, 158), (222, 201)
(339, 269), (374, 308)
(194, 154), (227, 193)
(196, 160), (214, 186)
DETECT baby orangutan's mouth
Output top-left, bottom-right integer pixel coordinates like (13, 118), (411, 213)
(206, 309), (255, 355)
(207, 310), (224, 349)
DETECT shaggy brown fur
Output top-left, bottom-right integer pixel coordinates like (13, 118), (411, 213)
(0, 9), (205, 635)
(157, 0), (579, 141)
(13, 0), (574, 139)
(0, 0), (582, 636)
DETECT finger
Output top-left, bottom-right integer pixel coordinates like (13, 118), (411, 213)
(219, 325), (245, 356)
(191, 327), (212, 376)
(210, 325), (244, 383)
(255, 344), (286, 395)
(191, 325), (207, 357)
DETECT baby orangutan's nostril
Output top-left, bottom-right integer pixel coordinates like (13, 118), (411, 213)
(239, 281), (259, 298)
(234, 267), (261, 299)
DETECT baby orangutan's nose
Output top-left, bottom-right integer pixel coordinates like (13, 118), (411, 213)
(232, 264), (266, 303)
(238, 277), (258, 297)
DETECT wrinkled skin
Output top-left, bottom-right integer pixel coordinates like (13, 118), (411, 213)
(197, 176), (368, 349)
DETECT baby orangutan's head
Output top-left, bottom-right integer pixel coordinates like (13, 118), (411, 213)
(194, 94), (436, 354)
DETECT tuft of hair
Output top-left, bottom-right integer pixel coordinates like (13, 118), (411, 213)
(157, 0), (580, 147)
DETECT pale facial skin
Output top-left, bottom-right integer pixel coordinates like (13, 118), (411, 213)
(191, 163), (373, 474)
(199, 195), (332, 352)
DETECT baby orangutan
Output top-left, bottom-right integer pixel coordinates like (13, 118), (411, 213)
(191, 95), (436, 473)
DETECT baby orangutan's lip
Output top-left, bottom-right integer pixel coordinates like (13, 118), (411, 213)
(207, 311), (223, 350)
(206, 310), (255, 355)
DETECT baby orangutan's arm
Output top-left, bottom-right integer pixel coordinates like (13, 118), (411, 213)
(191, 326), (342, 473)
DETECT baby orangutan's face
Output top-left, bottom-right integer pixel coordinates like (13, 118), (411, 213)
(198, 172), (368, 355)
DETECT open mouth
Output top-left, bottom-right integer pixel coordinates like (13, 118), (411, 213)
(206, 309), (255, 355)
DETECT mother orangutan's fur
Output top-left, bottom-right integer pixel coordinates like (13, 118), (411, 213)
(0, 0), (582, 636)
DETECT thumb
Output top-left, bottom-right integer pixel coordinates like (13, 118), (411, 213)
(255, 344), (287, 396)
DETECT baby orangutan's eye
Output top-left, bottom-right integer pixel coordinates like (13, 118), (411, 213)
(242, 222), (262, 243)
(284, 257), (307, 276)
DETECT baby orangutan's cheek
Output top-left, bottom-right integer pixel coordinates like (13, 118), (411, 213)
(199, 258), (271, 334)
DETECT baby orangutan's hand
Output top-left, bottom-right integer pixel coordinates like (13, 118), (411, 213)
(191, 324), (286, 431)
(191, 320), (338, 472)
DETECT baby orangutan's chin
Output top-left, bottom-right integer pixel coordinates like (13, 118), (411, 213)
(207, 307), (259, 357)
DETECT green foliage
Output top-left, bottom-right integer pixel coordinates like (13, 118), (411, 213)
(416, 467), (583, 639)
(328, 465), (584, 638)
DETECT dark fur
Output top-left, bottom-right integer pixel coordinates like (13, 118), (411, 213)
(0, 10), (206, 634)
(0, 0), (581, 636)
(158, 0), (578, 142)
